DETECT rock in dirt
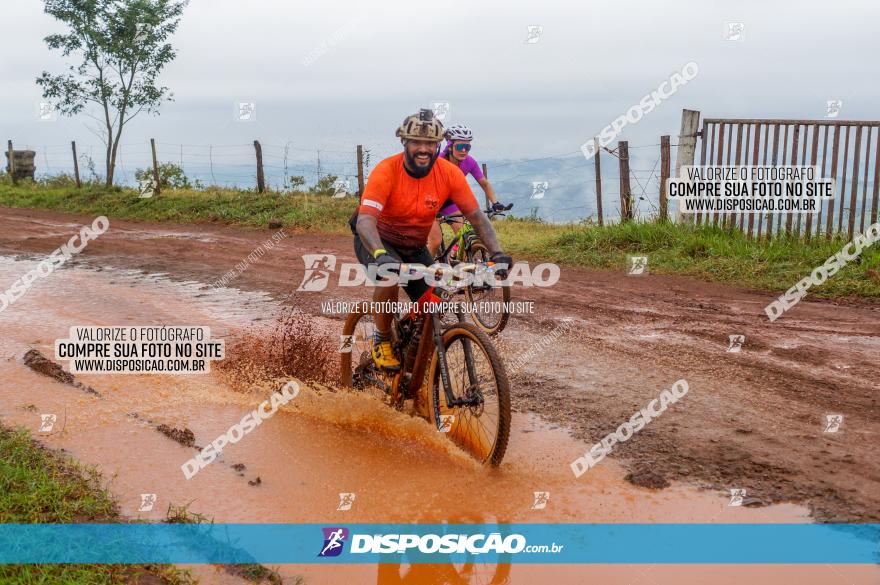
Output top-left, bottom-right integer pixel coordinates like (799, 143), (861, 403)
(248, 476), (262, 487)
(155, 424), (196, 447)
(23, 349), (101, 397)
(625, 469), (671, 489)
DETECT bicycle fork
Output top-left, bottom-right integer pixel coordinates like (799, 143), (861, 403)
(431, 314), (482, 411)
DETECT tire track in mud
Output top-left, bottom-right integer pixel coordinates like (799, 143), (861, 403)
(22, 348), (266, 486)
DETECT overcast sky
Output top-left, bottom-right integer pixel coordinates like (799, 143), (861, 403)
(1, 0), (879, 164)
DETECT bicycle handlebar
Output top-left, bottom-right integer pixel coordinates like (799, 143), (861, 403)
(436, 202), (514, 223)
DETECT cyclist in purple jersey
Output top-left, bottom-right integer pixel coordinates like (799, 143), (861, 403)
(427, 124), (507, 256)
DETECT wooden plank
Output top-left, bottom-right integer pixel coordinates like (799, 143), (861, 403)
(817, 125), (830, 239)
(860, 127), (871, 232)
(804, 124), (820, 240)
(594, 138), (603, 226)
(838, 127), (851, 233)
(848, 126), (862, 238)
(748, 123), (761, 238)
(786, 124), (800, 235)
(826, 126), (841, 238)
(872, 129), (880, 226)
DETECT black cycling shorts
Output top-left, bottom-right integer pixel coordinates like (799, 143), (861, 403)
(353, 236), (433, 302)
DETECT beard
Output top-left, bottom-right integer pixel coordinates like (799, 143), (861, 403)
(403, 146), (439, 178)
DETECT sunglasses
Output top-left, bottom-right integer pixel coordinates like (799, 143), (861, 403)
(453, 143), (472, 153)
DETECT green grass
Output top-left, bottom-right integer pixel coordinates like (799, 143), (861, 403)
(2, 178), (878, 298)
(0, 178), (356, 233)
(0, 424), (195, 584)
(495, 217), (880, 298)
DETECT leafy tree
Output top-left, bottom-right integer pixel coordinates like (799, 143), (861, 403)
(135, 161), (197, 190)
(311, 174), (340, 196)
(37, 0), (187, 186)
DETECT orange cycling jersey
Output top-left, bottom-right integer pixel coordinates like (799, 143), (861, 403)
(356, 153), (479, 250)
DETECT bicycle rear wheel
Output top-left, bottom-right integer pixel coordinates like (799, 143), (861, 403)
(427, 322), (511, 466)
(465, 240), (511, 335)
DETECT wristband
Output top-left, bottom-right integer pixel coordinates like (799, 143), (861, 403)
(372, 248), (388, 259)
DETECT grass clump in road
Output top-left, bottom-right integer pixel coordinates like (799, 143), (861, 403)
(0, 424), (194, 584)
(496, 217), (880, 298)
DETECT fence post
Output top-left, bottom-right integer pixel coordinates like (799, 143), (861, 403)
(356, 144), (365, 196)
(825, 126), (841, 239)
(618, 140), (632, 222)
(594, 138), (603, 226)
(659, 135), (671, 221)
(150, 138), (161, 195)
(6, 140), (16, 184)
(872, 133), (880, 226)
(254, 140), (265, 193)
(673, 109), (701, 223)
(71, 141), (81, 188)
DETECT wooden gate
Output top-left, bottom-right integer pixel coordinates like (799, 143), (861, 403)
(695, 118), (880, 240)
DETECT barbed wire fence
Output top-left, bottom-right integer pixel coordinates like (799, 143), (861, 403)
(8, 137), (679, 224)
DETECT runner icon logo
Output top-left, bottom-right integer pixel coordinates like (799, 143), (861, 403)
(729, 488), (746, 507)
(39, 414), (56, 432)
(531, 491), (550, 510)
(724, 21), (744, 41)
(531, 181), (549, 199)
(628, 256), (648, 275)
(825, 100), (842, 119)
(139, 493), (157, 512)
(432, 101), (450, 121)
(332, 179), (350, 198)
(824, 414), (843, 433)
(138, 177), (156, 199)
(727, 334), (745, 353)
(438, 414), (455, 433)
(298, 254), (337, 291)
(318, 527), (349, 557)
(525, 25), (543, 44)
(337, 493), (356, 511)
(338, 335), (354, 353)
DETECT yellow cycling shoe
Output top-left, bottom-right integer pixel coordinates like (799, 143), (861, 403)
(371, 334), (401, 371)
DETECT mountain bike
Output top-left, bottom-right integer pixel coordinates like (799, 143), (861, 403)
(339, 263), (511, 466)
(434, 205), (513, 335)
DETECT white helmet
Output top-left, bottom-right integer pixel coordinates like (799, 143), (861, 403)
(445, 124), (473, 142)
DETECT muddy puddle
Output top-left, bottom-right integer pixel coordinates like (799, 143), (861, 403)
(0, 255), (876, 585)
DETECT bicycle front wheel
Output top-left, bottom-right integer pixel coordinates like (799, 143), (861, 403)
(427, 322), (511, 466)
(465, 240), (511, 335)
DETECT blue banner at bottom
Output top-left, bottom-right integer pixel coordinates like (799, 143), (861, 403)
(0, 523), (877, 564)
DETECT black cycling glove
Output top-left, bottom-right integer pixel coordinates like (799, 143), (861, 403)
(489, 251), (513, 280)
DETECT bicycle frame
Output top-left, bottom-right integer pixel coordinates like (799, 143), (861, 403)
(397, 278), (481, 410)
(434, 216), (472, 264)
(434, 208), (507, 264)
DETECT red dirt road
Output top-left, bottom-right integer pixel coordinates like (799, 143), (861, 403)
(1, 207), (878, 523)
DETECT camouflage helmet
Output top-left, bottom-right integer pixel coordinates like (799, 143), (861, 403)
(395, 109), (445, 142)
